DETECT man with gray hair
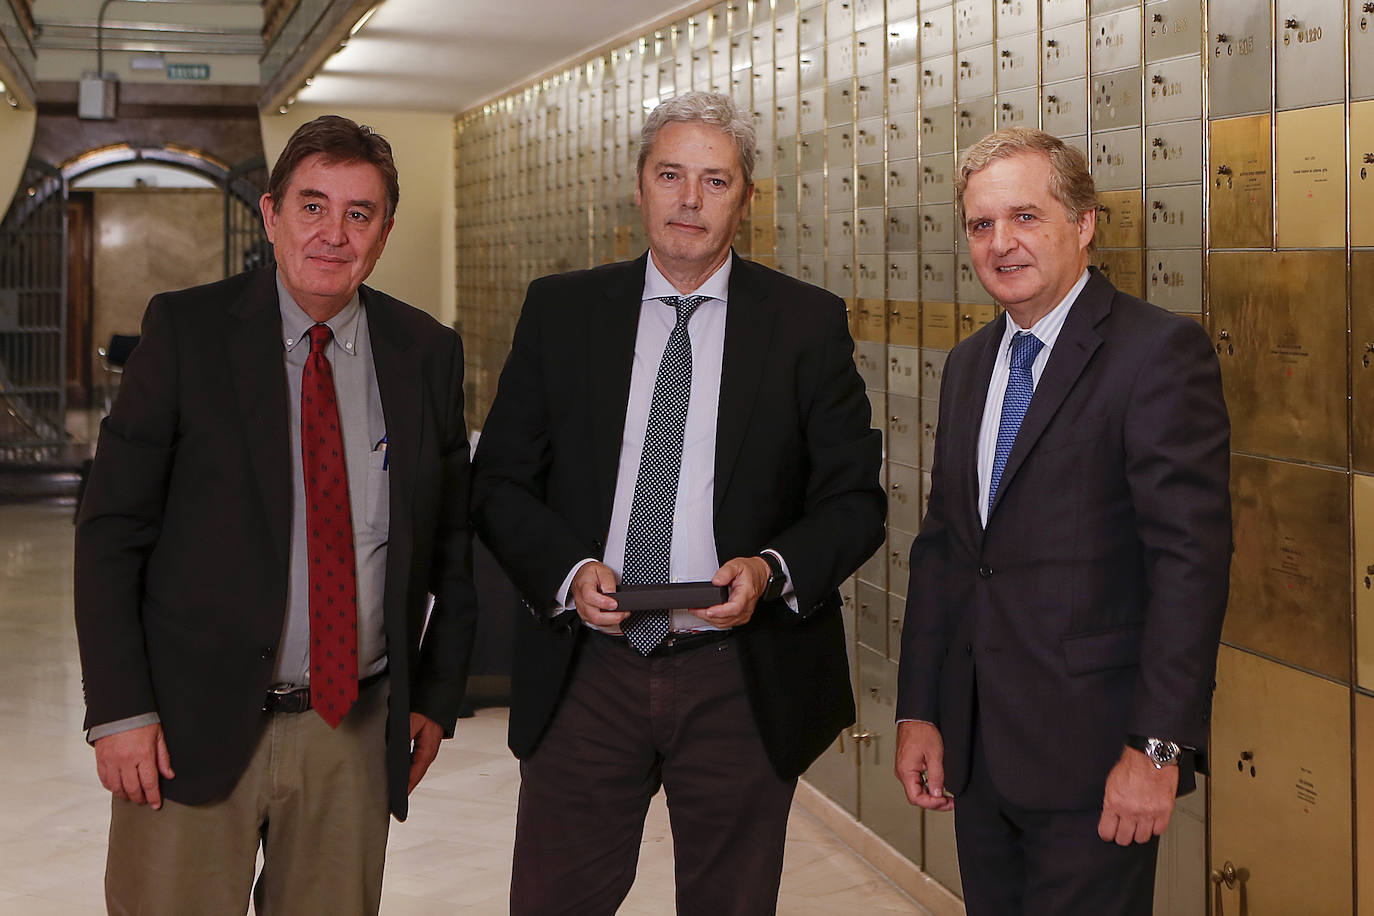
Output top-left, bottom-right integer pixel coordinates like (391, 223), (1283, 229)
(473, 91), (884, 913)
(895, 127), (1231, 913)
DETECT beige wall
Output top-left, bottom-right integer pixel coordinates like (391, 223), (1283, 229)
(0, 106), (37, 213)
(260, 105), (456, 325)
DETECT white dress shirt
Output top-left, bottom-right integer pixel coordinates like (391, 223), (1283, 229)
(975, 268), (1090, 527)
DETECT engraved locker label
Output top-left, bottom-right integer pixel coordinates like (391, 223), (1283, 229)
(920, 105), (955, 155)
(888, 17), (920, 66)
(1351, 100), (1374, 247)
(1209, 0), (1272, 118)
(1092, 9), (1143, 73)
(922, 252), (956, 300)
(856, 78), (883, 120)
(1145, 0), (1201, 61)
(957, 253), (995, 304)
(957, 98), (996, 152)
(920, 5), (955, 58)
(889, 206), (919, 253)
(1043, 22), (1089, 84)
(921, 154), (956, 204)
(1096, 190), (1143, 249)
(1146, 119), (1203, 187)
(856, 26), (885, 77)
(801, 88), (825, 132)
(1276, 104), (1345, 249)
(1354, 0), (1374, 101)
(998, 33), (1039, 92)
(1351, 253), (1374, 471)
(889, 157), (920, 207)
(956, 45), (995, 101)
(1145, 248), (1202, 313)
(1092, 250), (1144, 298)
(889, 300), (920, 348)
(1091, 128), (1144, 192)
(1092, 68), (1142, 132)
(1210, 250), (1347, 468)
(1043, 0), (1086, 29)
(857, 210), (886, 255)
(888, 257), (918, 301)
(1044, 79), (1088, 138)
(1145, 184), (1202, 248)
(959, 304), (996, 340)
(922, 302), (958, 351)
(888, 64), (919, 118)
(919, 202), (957, 251)
(857, 297), (887, 340)
(857, 165), (884, 209)
(889, 345), (920, 400)
(1145, 56), (1201, 124)
(1356, 474), (1374, 684)
(1276, 0), (1344, 111)
(857, 117), (884, 165)
(828, 37), (856, 83)
(921, 56), (955, 109)
(799, 171), (823, 214)
(955, 0), (994, 47)
(997, 0), (1037, 39)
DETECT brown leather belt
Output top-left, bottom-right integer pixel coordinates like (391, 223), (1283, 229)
(262, 671), (386, 714)
(594, 628), (733, 658)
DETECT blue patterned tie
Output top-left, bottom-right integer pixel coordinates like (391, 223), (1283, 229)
(988, 330), (1045, 509)
(621, 295), (709, 655)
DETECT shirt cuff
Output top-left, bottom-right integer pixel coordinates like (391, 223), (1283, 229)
(556, 558), (599, 611)
(87, 712), (161, 745)
(761, 548), (799, 613)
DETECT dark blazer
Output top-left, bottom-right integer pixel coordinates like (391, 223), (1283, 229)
(471, 252), (886, 780)
(897, 269), (1231, 811)
(74, 267), (476, 820)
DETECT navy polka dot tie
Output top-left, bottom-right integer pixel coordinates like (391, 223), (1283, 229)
(988, 330), (1044, 510)
(620, 295), (708, 656)
(302, 324), (359, 726)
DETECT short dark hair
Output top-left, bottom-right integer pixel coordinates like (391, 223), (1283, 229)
(265, 115), (399, 220)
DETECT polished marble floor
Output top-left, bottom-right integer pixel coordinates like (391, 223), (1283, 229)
(0, 501), (927, 915)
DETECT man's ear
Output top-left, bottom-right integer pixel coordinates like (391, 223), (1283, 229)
(260, 193), (277, 242)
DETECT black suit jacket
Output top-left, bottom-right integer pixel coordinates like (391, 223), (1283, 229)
(74, 267), (476, 820)
(897, 269), (1231, 810)
(471, 253), (886, 780)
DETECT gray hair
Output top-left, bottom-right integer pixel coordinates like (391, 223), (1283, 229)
(637, 91), (757, 186)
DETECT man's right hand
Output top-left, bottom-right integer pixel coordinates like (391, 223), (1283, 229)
(569, 561), (630, 629)
(95, 723), (175, 809)
(895, 720), (954, 812)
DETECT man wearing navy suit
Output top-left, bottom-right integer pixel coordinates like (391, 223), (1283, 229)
(895, 128), (1231, 914)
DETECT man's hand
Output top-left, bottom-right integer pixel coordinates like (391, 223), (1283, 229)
(895, 720), (954, 812)
(407, 713), (444, 795)
(570, 561), (629, 628)
(1097, 747), (1178, 845)
(94, 723), (175, 809)
(690, 556), (771, 628)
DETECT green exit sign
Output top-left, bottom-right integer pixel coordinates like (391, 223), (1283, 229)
(167, 64), (211, 81)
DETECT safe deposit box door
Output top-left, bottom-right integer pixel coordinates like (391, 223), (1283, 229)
(1226, 454), (1351, 682)
(1274, 0), (1345, 111)
(1275, 104), (1345, 250)
(1209, 250), (1347, 467)
(1358, 692), (1374, 916)
(1096, 189), (1143, 249)
(1145, 248), (1202, 314)
(1352, 252), (1374, 471)
(1208, 115), (1272, 249)
(1358, 475), (1374, 689)
(1210, 646), (1353, 916)
(1350, 100), (1374, 248)
(1208, 0), (1273, 118)
(856, 647), (922, 864)
(924, 808), (962, 901)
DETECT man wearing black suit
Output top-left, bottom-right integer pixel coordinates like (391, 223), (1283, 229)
(472, 91), (885, 914)
(895, 128), (1231, 914)
(75, 116), (476, 914)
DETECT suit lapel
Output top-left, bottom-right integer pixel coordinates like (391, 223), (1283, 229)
(362, 287), (419, 570)
(714, 254), (775, 513)
(589, 255), (649, 540)
(227, 269), (292, 568)
(986, 270), (1110, 520)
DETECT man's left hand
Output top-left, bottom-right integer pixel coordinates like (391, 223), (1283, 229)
(690, 556), (772, 628)
(407, 712), (444, 795)
(1097, 747), (1178, 846)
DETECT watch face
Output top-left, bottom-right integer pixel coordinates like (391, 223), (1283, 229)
(1147, 738), (1180, 766)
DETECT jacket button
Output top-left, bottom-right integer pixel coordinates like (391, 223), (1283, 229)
(260, 646), (274, 660)
(965, 643), (973, 655)
(979, 565), (993, 578)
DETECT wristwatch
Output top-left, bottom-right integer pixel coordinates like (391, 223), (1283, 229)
(1126, 735), (1181, 769)
(759, 552), (787, 603)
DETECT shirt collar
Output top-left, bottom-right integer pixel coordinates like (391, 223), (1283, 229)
(277, 273), (362, 356)
(642, 250), (732, 304)
(1001, 267), (1089, 353)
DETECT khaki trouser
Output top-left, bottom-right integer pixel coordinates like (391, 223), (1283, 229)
(105, 677), (391, 916)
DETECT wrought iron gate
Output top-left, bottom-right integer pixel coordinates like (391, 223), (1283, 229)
(224, 155), (273, 278)
(0, 159), (67, 459)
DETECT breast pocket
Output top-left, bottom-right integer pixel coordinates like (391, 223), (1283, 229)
(364, 446), (389, 532)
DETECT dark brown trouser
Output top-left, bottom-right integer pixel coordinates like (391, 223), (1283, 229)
(510, 632), (797, 916)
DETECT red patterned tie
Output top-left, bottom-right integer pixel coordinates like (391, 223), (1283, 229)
(302, 323), (359, 727)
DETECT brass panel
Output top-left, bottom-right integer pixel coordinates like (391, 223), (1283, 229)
(1208, 0), (1273, 118)
(1091, 128), (1144, 192)
(922, 301), (959, 351)
(855, 339), (886, 390)
(921, 104), (955, 155)
(956, 45), (995, 102)
(1210, 250), (1347, 467)
(1276, 104), (1346, 250)
(887, 393), (920, 467)
(888, 206), (919, 253)
(954, 0), (994, 47)
(921, 55), (955, 109)
(1351, 101), (1374, 248)
(997, 0), (1037, 39)
(888, 460), (921, 535)
(889, 157), (919, 208)
(1227, 454), (1350, 680)
(1091, 8), (1143, 73)
(1043, 22), (1089, 84)
(857, 579), (887, 651)
(1145, 56), (1201, 125)
(1091, 249), (1144, 298)
(1359, 693), (1374, 916)
(921, 153), (956, 205)
(919, 5), (955, 59)
(1210, 646), (1353, 915)
(856, 649), (922, 863)
(997, 87), (1038, 131)
(922, 252), (956, 300)
(888, 343), (920, 399)
(1044, 78), (1089, 139)
(888, 17), (920, 68)
(857, 298), (887, 343)
(998, 32), (1039, 92)
(957, 254), (995, 305)
(887, 528), (915, 601)
(1357, 475), (1374, 688)
(1355, 0), (1374, 101)
(1145, 184), (1202, 249)
(919, 202), (957, 252)
(1145, 248), (1203, 313)
(889, 257), (918, 301)
(1096, 190), (1144, 249)
(958, 303), (996, 341)
(1275, 0), (1345, 111)
(1208, 115), (1273, 250)
(1043, 0), (1086, 29)
(1092, 67), (1143, 132)
(1356, 253), (1374, 471)
(1146, 119), (1203, 188)
(1146, 0), (1203, 62)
